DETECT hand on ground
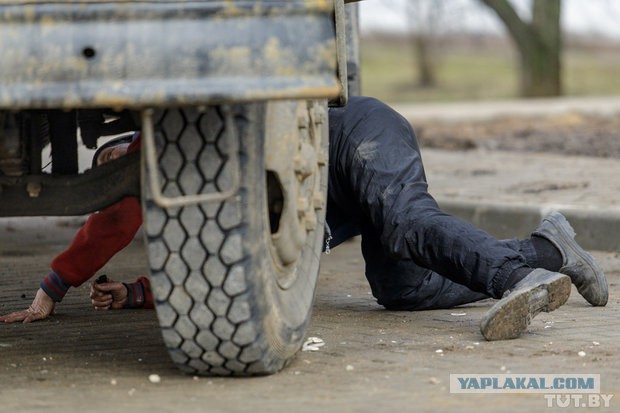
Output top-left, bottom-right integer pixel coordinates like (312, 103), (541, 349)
(0, 288), (56, 323)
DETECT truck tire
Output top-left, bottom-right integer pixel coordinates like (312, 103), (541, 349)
(142, 100), (328, 375)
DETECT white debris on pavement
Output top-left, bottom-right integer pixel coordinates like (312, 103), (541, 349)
(435, 349), (443, 354)
(346, 365), (355, 371)
(148, 374), (161, 383)
(450, 312), (466, 316)
(578, 351), (587, 357)
(302, 337), (325, 351)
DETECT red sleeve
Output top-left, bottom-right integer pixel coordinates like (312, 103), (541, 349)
(51, 196), (143, 287)
(138, 276), (154, 309)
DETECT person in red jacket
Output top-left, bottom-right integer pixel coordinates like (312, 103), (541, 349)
(0, 133), (153, 323)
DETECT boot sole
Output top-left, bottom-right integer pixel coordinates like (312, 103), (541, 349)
(480, 273), (571, 341)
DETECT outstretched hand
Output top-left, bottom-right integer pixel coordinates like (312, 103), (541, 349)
(0, 288), (56, 323)
(90, 278), (127, 310)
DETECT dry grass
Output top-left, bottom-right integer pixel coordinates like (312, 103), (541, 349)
(360, 33), (620, 103)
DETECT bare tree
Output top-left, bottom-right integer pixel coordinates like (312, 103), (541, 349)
(406, 0), (449, 88)
(480, 0), (562, 97)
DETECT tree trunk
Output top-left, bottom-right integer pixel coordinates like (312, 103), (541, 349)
(481, 0), (562, 97)
(413, 33), (436, 87)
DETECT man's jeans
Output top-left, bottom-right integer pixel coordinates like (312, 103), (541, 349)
(325, 97), (537, 310)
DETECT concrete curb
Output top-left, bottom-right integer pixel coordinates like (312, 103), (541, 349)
(1, 201), (616, 252)
(438, 198), (620, 252)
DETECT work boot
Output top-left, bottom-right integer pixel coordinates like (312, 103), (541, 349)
(480, 269), (571, 341)
(532, 211), (608, 306)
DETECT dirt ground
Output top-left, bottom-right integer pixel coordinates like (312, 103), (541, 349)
(1, 112), (619, 412)
(417, 112), (620, 159)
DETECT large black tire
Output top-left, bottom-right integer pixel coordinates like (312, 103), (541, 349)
(142, 100), (328, 375)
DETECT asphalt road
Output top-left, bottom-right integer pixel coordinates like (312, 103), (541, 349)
(0, 229), (618, 413)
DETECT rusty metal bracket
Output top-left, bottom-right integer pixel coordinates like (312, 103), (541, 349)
(141, 107), (240, 209)
(332, 0), (349, 107)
